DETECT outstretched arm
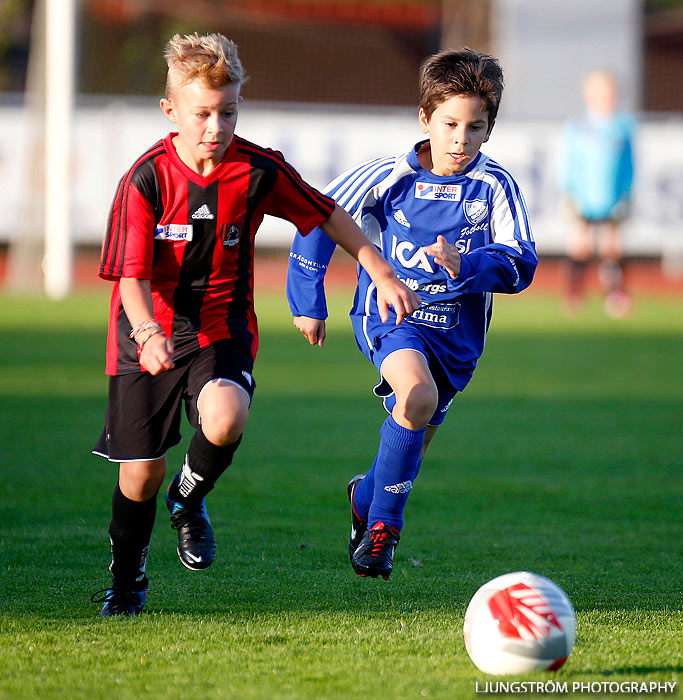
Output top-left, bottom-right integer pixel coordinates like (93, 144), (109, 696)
(320, 205), (420, 323)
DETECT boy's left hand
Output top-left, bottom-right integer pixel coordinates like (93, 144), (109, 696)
(293, 316), (326, 347)
(421, 235), (461, 278)
(376, 276), (421, 325)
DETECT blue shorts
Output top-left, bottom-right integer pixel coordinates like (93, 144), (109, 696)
(359, 326), (460, 427)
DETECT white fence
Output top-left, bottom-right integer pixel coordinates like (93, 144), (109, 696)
(1, 98), (682, 259)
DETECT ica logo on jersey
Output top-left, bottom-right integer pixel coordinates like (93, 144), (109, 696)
(390, 235), (434, 272)
(390, 234), (471, 271)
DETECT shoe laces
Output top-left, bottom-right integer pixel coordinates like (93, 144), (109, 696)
(90, 587), (142, 613)
(367, 522), (399, 557)
(171, 504), (210, 538)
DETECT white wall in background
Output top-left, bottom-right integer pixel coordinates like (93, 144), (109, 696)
(1, 100), (681, 258)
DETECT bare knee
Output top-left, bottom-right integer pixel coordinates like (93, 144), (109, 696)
(119, 458), (166, 501)
(394, 383), (438, 429)
(201, 411), (244, 446)
(198, 380), (249, 446)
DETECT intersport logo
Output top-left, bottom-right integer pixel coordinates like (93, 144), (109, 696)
(415, 182), (462, 201)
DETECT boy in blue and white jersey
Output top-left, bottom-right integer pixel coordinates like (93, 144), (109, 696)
(287, 48), (537, 580)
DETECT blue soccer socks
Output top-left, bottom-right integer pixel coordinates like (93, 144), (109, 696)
(350, 454), (377, 523)
(365, 416), (425, 531)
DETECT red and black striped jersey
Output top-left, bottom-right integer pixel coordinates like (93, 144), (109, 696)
(99, 132), (335, 376)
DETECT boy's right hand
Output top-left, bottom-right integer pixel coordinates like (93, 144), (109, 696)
(375, 275), (421, 325)
(293, 316), (326, 347)
(140, 333), (175, 374)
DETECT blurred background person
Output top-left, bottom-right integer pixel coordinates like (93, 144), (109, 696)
(559, 69), (636, 317)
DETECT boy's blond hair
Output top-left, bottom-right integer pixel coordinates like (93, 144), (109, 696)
(164, 33), (245, 98)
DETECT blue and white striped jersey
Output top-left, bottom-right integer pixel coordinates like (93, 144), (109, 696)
(287, 140), (538, 388)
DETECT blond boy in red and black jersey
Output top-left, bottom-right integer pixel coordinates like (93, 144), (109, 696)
(91, 32), (419, 616)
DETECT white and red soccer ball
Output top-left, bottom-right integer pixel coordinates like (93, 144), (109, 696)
(463, 571), (576, 675)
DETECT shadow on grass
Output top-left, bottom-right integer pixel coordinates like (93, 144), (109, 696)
(1, 320), (680, 618)
(1, 389), (680, 619)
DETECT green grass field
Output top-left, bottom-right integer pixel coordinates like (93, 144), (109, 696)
(0, 287), (681, 699)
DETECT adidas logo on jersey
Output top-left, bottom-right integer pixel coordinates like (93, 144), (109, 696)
(191, 204), (214, 220)
(393, 209), (411, 228)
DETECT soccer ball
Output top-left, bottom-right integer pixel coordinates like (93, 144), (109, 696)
(463, 571), (576, 675)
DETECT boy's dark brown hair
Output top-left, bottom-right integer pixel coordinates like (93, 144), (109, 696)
(419, 48), (504, 124)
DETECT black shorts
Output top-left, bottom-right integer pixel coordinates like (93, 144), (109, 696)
(93, 339), (255, 462)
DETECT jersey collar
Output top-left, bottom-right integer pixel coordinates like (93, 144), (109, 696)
(163, 132), (237, 186)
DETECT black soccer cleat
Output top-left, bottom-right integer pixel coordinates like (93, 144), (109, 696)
(166, 474), (216, 571)
(91, 587), (147, 617)
(351, 521), (400, 580)
(347, 473), (367, 560)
